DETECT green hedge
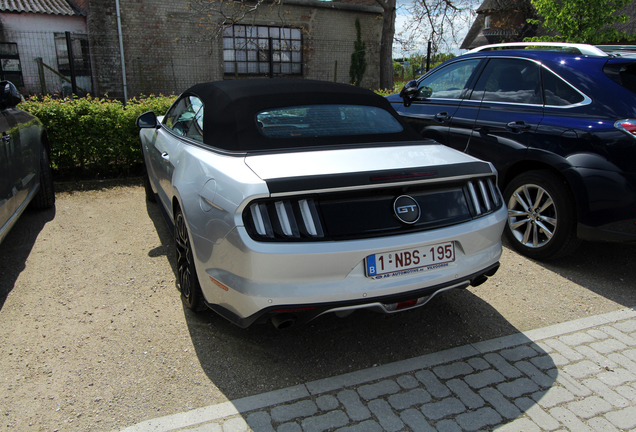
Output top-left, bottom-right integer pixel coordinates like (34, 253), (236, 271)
(374, 83), (405, 97)
(20, 94), (174, 180)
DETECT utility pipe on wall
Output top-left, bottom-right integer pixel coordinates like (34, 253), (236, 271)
(115, 0), (128, 102)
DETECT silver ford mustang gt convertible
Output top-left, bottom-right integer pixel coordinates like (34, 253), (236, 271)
(137, 79), (506, 328)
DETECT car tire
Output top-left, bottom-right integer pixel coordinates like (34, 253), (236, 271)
(503, 170), (580, 260)
(30, 146), (55, 210)
(174, 208), (205, 311)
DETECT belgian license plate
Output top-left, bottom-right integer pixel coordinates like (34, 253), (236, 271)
(365, 242), (455, 279)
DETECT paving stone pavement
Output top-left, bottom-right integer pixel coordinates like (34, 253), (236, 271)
(121, 308), (636, 432)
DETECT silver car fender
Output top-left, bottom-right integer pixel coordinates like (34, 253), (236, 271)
(171, 145), (268, 270)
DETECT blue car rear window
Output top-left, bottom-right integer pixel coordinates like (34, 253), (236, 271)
(256, 105), (403, 138)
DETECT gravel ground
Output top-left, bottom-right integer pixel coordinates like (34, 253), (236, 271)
(1, 181), (634, 432)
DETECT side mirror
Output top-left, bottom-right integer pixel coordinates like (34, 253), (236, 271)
(0, 81), (23, 110)
(399, 80), (419, 108)
(136, 111), (159, 128)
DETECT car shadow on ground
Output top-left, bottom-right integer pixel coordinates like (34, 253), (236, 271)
(509, 238), (636, 308)
(145, 198), (175, 267)
(0, 206), (56, 311)
(183, 290), (555, 401)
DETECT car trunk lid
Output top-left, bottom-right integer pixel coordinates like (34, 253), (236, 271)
(244, 142), (492, 194)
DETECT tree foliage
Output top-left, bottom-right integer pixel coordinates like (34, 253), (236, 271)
(375, 0), (475, 89)
(350, 18), (367, 86)
(396, 0), (478, 58)
(526, 0), (635, 44)
(187, 0), (284, 36)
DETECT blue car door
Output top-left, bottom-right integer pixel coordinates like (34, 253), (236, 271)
(465, 57), (544, 178)
(393, 58), (484, 152)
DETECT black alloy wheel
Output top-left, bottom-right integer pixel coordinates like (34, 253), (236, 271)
(142, 163), (156, 203)
(174, 209), (204, 311)
(30, 146), (55, 210)
(503, 170), (580, 260)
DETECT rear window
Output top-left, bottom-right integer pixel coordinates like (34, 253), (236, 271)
(543, 69), (586, 106)
(606, 63), (636, 95)
(256, 105), (403, 138)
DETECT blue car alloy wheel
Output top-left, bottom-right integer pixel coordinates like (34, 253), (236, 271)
(503, 170), (579, 260)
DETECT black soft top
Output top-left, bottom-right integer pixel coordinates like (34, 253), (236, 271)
(180, 79), (421, 152)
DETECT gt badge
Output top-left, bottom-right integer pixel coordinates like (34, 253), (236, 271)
(394, 195), (420, 224)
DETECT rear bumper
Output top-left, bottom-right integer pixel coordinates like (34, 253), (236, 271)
(193, 206), (507, 327)
(208, 262), (500, 328)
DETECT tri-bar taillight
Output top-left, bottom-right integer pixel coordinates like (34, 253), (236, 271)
(246, 198), (324, 240)
(466, 177), (501, 216)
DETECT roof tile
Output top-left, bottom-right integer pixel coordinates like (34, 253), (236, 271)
(0, 0), (84, 16)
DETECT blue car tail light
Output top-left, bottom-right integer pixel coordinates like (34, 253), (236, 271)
(614, 119), (636, 138)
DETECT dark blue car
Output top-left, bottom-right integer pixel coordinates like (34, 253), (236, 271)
(390, 42), (636, 260)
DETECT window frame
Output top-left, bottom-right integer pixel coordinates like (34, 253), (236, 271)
(0, 42), (23, 87)
(416, 58), (483, 101)
(54, 33), (92, 77)
(466, 56), (592, 109)
(470, 57), (543, 105)
(223, 24), (303, 76)
(162, 95), (204, 143)
(541, 65), (592, 109)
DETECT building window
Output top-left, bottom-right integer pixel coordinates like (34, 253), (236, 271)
(0, 43), (23, 87)
(55, 33), (92, 76)
(484, 15), (491, 30)
(223, 25), (302, 76)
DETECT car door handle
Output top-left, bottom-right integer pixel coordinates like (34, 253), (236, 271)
(161, 152), (170, 161)
(506, 121), (532, 131)
(434, 112), (451, 122)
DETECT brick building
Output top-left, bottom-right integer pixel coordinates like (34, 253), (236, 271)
(87, 0), (384, 100)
